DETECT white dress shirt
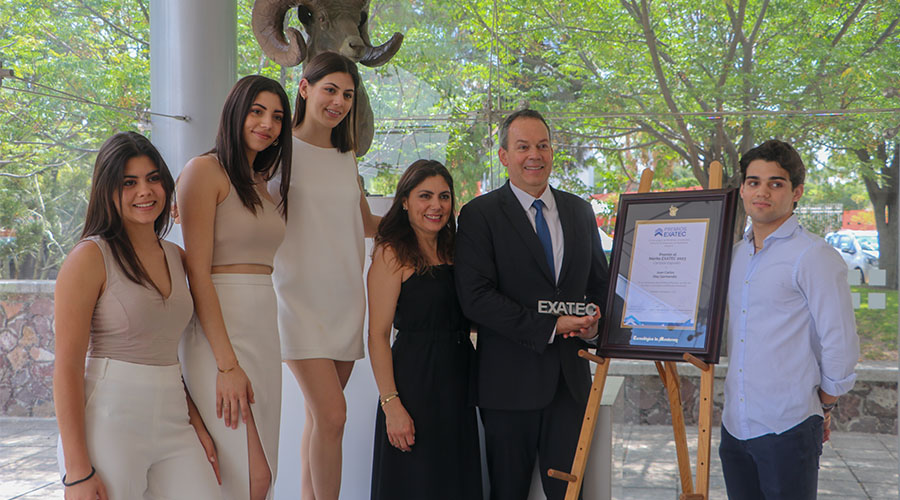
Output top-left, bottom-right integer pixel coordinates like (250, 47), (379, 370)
(509, 182), (564, 282)
(723, 215), (859, 440)
(509, 182), (567, 343)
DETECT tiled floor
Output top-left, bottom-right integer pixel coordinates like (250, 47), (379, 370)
(612, 424), (899, 499)
(0, 419), (62, 500)
(1, 417), (897, 499)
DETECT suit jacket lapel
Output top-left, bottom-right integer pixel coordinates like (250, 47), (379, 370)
(499, 183), (555, 283)
(555, 187), (577, 284)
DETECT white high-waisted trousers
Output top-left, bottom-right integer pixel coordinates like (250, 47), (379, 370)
(57, 357), (220, 499)
(180, 273), (281, 500)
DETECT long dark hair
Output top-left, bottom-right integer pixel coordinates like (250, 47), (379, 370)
(211, 75), (292, 218)
(375, 160), (456, 273)
(82, 132), (173, 295)
(293, 52), (360, 153)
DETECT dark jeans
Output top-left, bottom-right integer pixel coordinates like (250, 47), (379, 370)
(719, 416), (824, 500)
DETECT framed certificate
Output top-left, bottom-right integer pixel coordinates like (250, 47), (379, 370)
(599, 188), (738, 363)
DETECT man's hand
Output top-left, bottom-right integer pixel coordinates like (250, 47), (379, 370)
(819, 388), (838, 443)
(818, 388), (838, 406)
(557, 306), (601, 340)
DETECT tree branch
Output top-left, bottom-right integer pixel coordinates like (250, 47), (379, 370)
(613, 152), (637, 184)
(802, 6), (894, 99)
(41, 28), (77, 54)
(860, 16), (900, 58)
(634, 0), (700, 174)
(10, 140), (100, 153)
(76, 0), (148, 47)
(562, 128), (643, 140)
(620, 92), (683, 140)
(136, 0), (150, 23)
(0, 164), (60, 179)
(635, 119), (692, 163)
(746, 0), (769, 45)
(736, 0), (769, 153)
(591, 140), (661, 152)
(831, 0), (867, 47)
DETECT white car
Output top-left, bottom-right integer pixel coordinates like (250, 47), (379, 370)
(825, 230), (880, 284)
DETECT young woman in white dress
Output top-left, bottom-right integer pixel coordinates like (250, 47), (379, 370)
(269, 51), (379, 500)
(54, 132), (220, 499)
(177, 75), (292, 500)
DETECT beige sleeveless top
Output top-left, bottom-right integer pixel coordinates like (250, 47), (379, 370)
(211, 182), (286, 267)
(86, 236), (193, 365)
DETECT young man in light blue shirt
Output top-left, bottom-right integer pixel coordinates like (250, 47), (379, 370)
(720, 140), (859, 500)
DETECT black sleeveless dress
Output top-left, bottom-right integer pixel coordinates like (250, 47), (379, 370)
(370, 265), (483, 500)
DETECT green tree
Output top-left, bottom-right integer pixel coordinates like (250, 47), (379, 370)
(0, 0), (299, 279)
(364, 0), (899, 263)
(3, 0), (896, 280)
(0, 0), (150, 278)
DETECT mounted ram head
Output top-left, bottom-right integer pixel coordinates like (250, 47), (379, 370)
(252, 0), (404, 156)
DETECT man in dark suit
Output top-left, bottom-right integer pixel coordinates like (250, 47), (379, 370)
(455, 109), (610, 500)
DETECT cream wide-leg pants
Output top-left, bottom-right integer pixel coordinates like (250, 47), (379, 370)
(180, 273), (281, 500)
(57, 357), (221, 499)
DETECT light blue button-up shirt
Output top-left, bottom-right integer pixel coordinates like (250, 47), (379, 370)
(722, 215), (859, 440)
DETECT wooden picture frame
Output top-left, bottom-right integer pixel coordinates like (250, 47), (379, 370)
(599, 188), (739, 363)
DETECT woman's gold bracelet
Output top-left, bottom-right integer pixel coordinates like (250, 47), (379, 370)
(217, 364), (238, 374)
(379, 392), (399, 407)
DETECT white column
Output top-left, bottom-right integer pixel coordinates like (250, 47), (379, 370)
(150, 0), (236, 244)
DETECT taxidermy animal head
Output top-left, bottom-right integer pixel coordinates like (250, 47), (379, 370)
(252, 0), (404, 156)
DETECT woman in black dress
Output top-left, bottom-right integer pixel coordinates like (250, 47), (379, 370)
(367, 160), (482, 500)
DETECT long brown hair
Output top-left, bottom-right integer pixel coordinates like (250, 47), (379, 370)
(293, 52), (360, 154)
(211, 75), (292, 218)
(82, 132), (173, 295)
(375, 160), (456, 273)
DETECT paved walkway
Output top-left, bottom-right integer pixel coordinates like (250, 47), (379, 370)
(2, 417), (897, 499)
(0, 419), (62, 500)
(612, 423), (898, 499)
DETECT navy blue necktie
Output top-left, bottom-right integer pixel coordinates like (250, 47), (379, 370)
(532, 200), (555, 281)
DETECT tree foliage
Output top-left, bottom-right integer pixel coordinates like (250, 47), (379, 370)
(1, 0), (897, 282)
(363, 0), (899, 278)
(0, 0), (293, 279)
(0, 0), (150, 279)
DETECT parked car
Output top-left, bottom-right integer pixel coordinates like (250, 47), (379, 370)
(825, 230), (879, 284)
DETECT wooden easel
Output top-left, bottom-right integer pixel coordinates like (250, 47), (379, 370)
(548, 162), (724, 500)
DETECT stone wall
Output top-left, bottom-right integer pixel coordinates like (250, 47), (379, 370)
(610, 359), (898, 434)
(2, 280), (898, 436)
(0, 281), (55, 417)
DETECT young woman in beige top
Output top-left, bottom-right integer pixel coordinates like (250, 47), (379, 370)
(177, 75), (292, 500)
(53, 132), (220, 499)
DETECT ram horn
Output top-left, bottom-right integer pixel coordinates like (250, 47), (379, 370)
(252, 0), (307, 67)
(359, 32), (404, 67)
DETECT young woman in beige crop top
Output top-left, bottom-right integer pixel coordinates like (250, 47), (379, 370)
(177, 75), (292, 500)
(53, 132), (220, 499)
